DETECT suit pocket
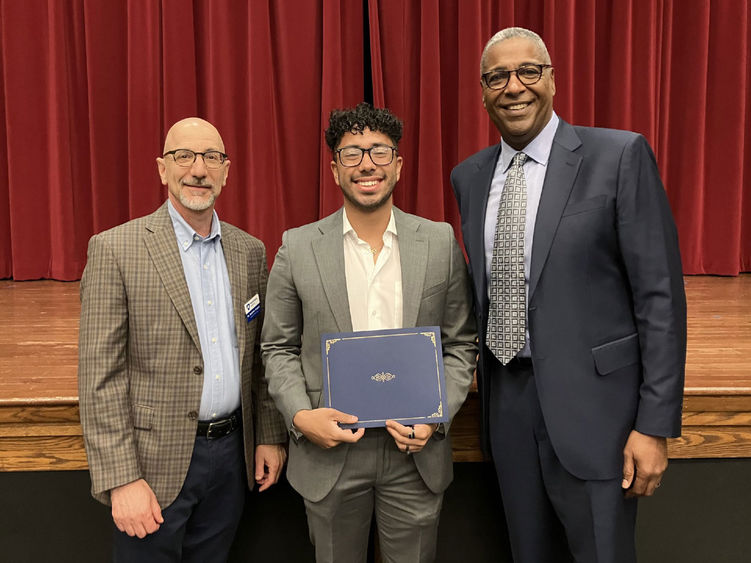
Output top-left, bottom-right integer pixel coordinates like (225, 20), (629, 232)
(591, 333), (640, 375)
(562, 195), (607, 217)
(422, 281), (446, 300)
(133, 404), (155, 430)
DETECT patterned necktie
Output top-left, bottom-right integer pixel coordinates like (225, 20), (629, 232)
(487, 152), (528, 365)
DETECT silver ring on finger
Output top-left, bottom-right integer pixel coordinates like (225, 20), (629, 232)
(405, 444), (411, 455)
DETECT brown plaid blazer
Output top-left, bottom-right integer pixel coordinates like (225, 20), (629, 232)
(78, 202), (286, 507)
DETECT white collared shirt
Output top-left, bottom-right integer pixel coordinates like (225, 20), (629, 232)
(167, 200), (240, 420)
(343, 209), (403, 331)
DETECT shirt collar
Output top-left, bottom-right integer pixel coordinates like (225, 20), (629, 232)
(342, 207), (398, 245)
(167, 199), (222, 252)
(499, 111), (560, 171)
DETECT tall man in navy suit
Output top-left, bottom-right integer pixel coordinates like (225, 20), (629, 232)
(451, 27), (686, 562)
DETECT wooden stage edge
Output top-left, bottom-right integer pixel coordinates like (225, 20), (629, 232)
(1, 276), (751, 471)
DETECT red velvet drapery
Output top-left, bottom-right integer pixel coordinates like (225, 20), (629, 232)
(1, 0), (749, 279)
(0, 0), (363, 279)
(369, 0), (751, 275)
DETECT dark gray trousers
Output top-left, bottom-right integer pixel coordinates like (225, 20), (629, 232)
(113, 429), (246, 563)
(488, 356), (637, 563)
(303, 428), (442, 563)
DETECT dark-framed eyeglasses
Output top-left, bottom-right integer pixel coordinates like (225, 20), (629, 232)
(481, 64), (553, 90)
(335, 145), (397, 167)
(163, 149), (229, 169)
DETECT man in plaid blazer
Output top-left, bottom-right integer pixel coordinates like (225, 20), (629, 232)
(78, 117), (287, 561)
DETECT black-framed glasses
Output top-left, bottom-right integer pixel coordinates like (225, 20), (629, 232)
(335, 145), (397, 167)
(163, 149), (229, 169)
(481, 64), (553, 90)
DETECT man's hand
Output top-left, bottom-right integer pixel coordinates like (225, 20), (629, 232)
(254, 444), (287, 492)
(293, 408), (365, 449)
(385, 420), (438, 455)
(622, 430), (668, 498)
(110, 478), (164, 538)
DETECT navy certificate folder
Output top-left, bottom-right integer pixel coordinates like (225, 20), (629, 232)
(321, 326), (447, 429)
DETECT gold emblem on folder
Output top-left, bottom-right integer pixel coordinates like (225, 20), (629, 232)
(371, 372), (396, 382)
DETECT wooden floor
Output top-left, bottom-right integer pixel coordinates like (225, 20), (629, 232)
(1, 276), (750, 470)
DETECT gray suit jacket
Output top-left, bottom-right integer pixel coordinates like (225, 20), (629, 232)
(261, 207), (477, 502)
(78, 202), (287, 506)
(452, 119), (687, 480)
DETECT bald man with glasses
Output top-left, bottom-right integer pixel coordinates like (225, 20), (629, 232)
(79, 117), (287, 561)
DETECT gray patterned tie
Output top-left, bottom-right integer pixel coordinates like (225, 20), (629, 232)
(487, 152), (528, 365)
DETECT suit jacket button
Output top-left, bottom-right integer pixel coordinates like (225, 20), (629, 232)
(188, 411), (198, 420)
(193, 365), (203, 375)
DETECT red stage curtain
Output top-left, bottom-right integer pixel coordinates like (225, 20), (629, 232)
(0, 0), (363, 279)
(368, 0), (751, 275)
(1, 1), (749, 278)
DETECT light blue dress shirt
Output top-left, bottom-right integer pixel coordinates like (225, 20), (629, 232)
(484, 112), (560, 357)
(168, 201), (241, 420)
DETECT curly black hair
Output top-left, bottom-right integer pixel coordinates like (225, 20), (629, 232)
(325, 102), (403, 152)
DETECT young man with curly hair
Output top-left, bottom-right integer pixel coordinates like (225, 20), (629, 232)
(262, 103), (477, 562)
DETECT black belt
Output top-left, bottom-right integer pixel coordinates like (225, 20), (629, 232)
(196, 409), (242, 439)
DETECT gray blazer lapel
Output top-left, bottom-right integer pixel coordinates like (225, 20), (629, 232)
(220, 226), (248, 362)
(395, 208), (428, 328)
(144, 203), (202, 353)
(312, 210), (352, 333)
(530, 121), (582, 299)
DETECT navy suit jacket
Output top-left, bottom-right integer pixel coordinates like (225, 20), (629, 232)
(451, 119), (687, 480)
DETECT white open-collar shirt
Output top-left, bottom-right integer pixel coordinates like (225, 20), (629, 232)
(342, 208), (403, 331)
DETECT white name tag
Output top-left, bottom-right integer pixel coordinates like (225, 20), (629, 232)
(244, 294), (261, 322)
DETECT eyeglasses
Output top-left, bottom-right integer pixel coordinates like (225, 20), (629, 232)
(335, 145), (397, 167)
(481, 64), (553, 90)
(163, 149), (229, 169)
